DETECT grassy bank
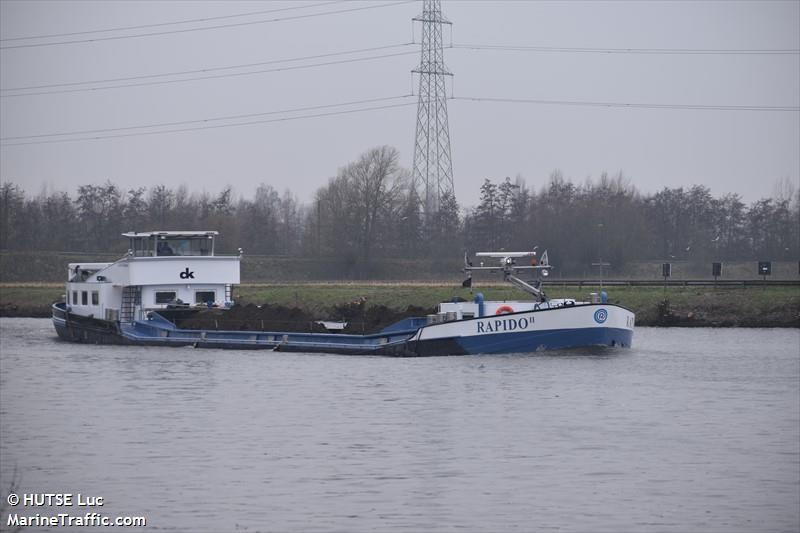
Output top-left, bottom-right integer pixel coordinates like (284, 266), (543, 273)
(1, 282), (798, 327)
(3, 251), (800, 283)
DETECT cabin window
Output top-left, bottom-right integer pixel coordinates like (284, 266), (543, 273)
(91, 291), (99, 306)
(131, 237), (154, 257)
(155, 291), (177, 305)
(188, 238), (212, 256)
(195, 291), (216, 305)
(81, 291), (88, 305)
(157, 238), (212, 257)
(72, 291), (78, 305)
(156, 240), (176, 256)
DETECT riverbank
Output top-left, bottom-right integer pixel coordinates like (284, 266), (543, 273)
(1, 282), (798, 327)
(3, 251), (800, 283)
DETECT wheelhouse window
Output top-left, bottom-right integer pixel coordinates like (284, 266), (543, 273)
(81, 291), (88, 305)
(72, 291), (78, 304)
(130, 236), (155, 257)
(91, 291), (99, 306)
(195, 291), (216, 305)
(155, 291), (177, 305)
(157, 237), (212, 257)
(127, 233), (216, 257)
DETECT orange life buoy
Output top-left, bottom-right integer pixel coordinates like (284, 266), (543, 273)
(496, 305), (514, 315)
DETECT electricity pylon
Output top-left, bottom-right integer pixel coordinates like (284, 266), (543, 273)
(412, 0), (454, 219)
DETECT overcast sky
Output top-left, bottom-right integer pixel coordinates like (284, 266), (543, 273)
(1, 0), (798, 208)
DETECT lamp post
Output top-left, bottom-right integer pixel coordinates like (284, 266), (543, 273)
(592, 260), (611, 291)
(592, 223), (611, 291)
(316, 198), (322, 256)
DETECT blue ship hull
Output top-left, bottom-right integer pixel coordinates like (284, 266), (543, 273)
(413, 327), (633, 356)
(52, 303), (633, 356)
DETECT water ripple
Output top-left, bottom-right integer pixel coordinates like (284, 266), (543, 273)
(0, 320), (798, 532)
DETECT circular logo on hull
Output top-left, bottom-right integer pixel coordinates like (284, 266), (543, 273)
(594, 308), (608, 324)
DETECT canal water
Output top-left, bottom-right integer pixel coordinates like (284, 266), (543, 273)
(1, 318), (798, 532)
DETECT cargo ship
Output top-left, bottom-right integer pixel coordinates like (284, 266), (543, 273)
(52, 231), (634, 355)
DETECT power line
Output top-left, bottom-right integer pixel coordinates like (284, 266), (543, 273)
(9, 40), (794, 97)
(4, 41), (793, 98)
(0, 101), (417, 147)
(0, 1), (344, 42)
(2, 43), (413, 93)
(454, 43), (800, 55)
(0, 1), (415, 50)
(0, 94), (416, 144)
(452, 95), (800, 112)
(3, 92), (796, 148)
(4, 92), (795, 145)
(1, 46), (418, 98)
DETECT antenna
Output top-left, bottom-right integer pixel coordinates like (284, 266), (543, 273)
(412, 0), (454, 219)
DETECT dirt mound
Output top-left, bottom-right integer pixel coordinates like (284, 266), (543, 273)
(174, 303), (436, 334)
(329, 303), (434, 334)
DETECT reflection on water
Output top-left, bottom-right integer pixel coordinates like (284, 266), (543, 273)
(1, 319), (798, 532)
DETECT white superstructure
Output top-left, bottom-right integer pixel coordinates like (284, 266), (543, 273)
(65, 231), (240, 322)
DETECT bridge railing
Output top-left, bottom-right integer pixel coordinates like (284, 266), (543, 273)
(546, 279), (800, 287)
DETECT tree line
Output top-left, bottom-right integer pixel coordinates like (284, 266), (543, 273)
(1, 145), (798, 275)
